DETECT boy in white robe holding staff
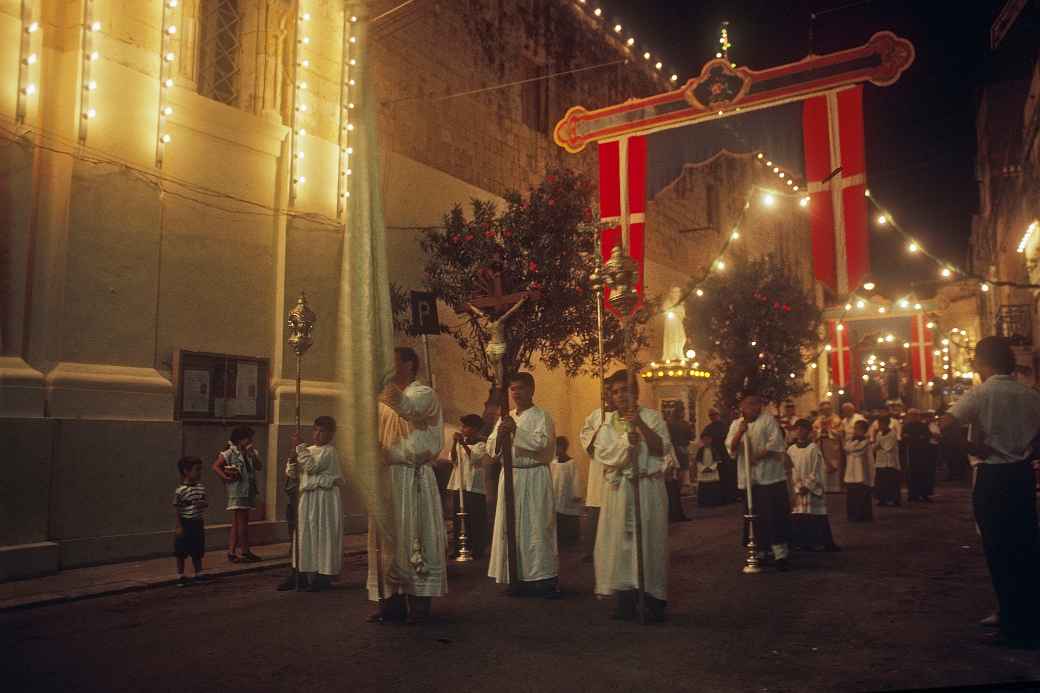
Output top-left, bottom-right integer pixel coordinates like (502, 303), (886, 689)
(487, 371), (559, 597)
(592, 370), (672, 622)
(447, 414), (490, 559)
(368, 347), (448, 625)
(727, 393), (792, 571)
(579, 392), (613, 562)
(280, 416), (343, 592)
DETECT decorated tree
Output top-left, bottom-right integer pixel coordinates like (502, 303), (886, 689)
(689, 253), (821, 412)
(418, 167), (640, 383)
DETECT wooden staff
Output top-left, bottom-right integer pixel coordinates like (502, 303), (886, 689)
(624, 332), (648, 623)
(497, 364), (521, 590)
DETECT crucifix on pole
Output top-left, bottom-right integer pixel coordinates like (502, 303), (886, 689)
(466, 266), (539, 591)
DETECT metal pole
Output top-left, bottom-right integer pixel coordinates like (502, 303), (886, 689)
(498, 362), (521, 590)
(421, 333), (435, 389)
(294, 355), (302, 590)
(624, 322), (647, 624)
(742, 434), (763, 574)
(453, 440), (473, 562)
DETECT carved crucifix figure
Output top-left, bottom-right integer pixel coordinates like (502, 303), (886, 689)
(465, 266), (538, 590)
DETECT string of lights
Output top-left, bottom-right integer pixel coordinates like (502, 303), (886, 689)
(571, 0), (685, 85)
(79, 0), (100, 142)
(16, 0), (40, 124)
(337, 9), (360, 217)
(289, 4), (312, 203)
(156, 0), (180, 167)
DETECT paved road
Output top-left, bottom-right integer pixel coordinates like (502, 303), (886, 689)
(4, 483), (1040, 692)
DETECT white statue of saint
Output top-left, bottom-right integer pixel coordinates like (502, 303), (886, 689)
(661, 286), (687, 362)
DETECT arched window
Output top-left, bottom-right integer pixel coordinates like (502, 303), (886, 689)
(197, 0), (242, 106)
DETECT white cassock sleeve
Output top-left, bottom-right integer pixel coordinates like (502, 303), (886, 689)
(806, 447), (826, 497)
(762, 417), (788, 456)
(514, 410), (553, 460)
(387, 383), (437, 423)
(579, 409), (604, 454)
(724, 419), (742, 459)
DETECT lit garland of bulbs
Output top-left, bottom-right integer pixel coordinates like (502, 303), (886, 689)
(290, 5), (312, 202)
(337, 11), (359, 217)
(17, 1), (41, 124)
(156, 0), (180, 166)
(79, 0), (100, 142)
(573, 2), (681, 85)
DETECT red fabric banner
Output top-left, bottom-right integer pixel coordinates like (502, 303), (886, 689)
(802, 86), (870, 294)
(828, 319), (851, 389)
(910, 314), (935, 384)
(598, 136), (646, 316)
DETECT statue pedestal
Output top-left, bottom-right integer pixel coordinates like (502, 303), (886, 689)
(640, 361), (712, 430)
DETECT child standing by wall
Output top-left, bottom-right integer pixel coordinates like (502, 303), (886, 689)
(174, 456), (209, 586)
(844, 419), (874, 522)
(873, 416), (902, 506)
(550, 436), (583, 547)
(213, 426), (263, 563)
(788, 420), (840, 551)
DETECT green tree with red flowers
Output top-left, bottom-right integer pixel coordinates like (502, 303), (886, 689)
(418, 167), (641, 384)
(689, 253), (821, 412)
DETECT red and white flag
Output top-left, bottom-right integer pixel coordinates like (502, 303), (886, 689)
(803, 86), (870, 295)
(598, 136), (646, 316)
(828, 319), (852, 389)
(909, 313), (935, 384)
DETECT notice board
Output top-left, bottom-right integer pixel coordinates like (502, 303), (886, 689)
(174, 350), (270, 423)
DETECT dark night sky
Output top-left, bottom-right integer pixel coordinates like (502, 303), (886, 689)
(616, 0), (1003, 294)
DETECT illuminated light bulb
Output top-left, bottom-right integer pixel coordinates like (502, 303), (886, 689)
(940, 267), (952, 278)
(941, 338), (950, 346)
(878, 306), (887, 314)
(685, 349), (696, 359)
(296, 151), (305, 159)
(166, 25), (177, 35)
(715, 259), (725, 270)
(766, 160), (773, 166)
(826, 391), (833, 397)
(348, 79), (356, 86)
(885, 334), (894, 343)
(778, 172), (785, 179)
(791, 373), (797, 379)
(838, 389), (846, 395)
(863, 281), (876, 291)
(655, 62), (663, 70)
(299, 59), (310, 68)
(348, 102), (355, 109)
(164, 78), (174, 88)
(836, 324), (844, 332)
(897, 298), (909, 309)
(715, 52), (722, 58)
(786, 179), (793, 186)
(85, 108), (97, 119)
(865, 188), (871, 197)
(756, 153), (764, 160)
(863, 374), (870, 382)
(933, 349), (941, 356)
(772, 166), (780, 173)
(799, 196), (809, 208)
(913, 303), (922, 310)
(160, 133), (171, 143)
(350, 36), (357, 43)
(298, 81), (308, 89)
(903, 342), (910, 349)
(297, 103), (308, 112)
(301, 36), (310, 45)
(942, 374), (949, 381)
(164, 51), (176, 62)
(162, 105), (173, 116)
(793, 185), (800, 191)
(670, 74), (678, 82)
(302, 12), (311, 20)
(877, 214), (887, 225)
(296, 176), (306, 184)
(695, 289), (704, 297)
(24, 83), (37, 95)
(346, 146), (353, 154)
(346, 123), (355, 131)
(844, 303), (852, 311)
(27, 21), (39, 33)
(594, 8), (602, 16)
(26, 53), (38, 65)
(613, 24), (622, 33)
(825, 344), (833, 352)
(855, 299), (866, 309)
(90, 51), (100, 61)
(907, 241), (919, 253)
(168, 0), (178, 6)
(666, 311), (675, 319)
(87, 80), (97, 91)
(926, 321), (935, 329)
(345, 169), (352, 176)
(811, 363), (818, 369)
(626, 37), (635, 47)
(731, 231), (739, 240)
(980, 282), (990, 292)
(350, 15), (358, 22)
(761, 193), (775, 207)
(349, 58), (357, 66)
(877, 337), (884, 344)
(643, 52), (651, 60)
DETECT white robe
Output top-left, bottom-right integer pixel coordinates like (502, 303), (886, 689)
(487, 405), (558, 583)
(447, 439), (487, 495)
(550, 458), (582, 516)
(579, 408), (609, 508)
(788, 443), (828, 515)
(289, 443), (344, 576)
(367, 381), (447, 601)
(592, 407), (671, 601)
(725, 413), (788, 489)
(813, 414), (844, 492)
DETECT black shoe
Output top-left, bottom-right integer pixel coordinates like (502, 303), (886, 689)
(610, 590), (636, 621)
(240, 551), (264, 563)
(305, 575), (330, 592)
(177, 576), (191, 588)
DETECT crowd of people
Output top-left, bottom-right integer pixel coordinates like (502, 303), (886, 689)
(170, 337), (1040, 646)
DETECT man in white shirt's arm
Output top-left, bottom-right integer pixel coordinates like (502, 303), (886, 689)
(726, 393), (792, 571)
(940, 336), (1040, 647)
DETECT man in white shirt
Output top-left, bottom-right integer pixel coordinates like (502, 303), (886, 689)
(840, 402), (867, 440)
(369, 347), (447, 625)
(941, 336), (1040, 647)
(726, 393), (792, 570)
(550, 436), (583, 548)
(447, 414), (490, 559)
(487, 372), (559, 597)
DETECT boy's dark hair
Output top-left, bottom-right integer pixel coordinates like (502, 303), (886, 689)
(314, 415), (337, 432)
(795, 418), (813, 431)
(975, 336), (1015, 375)
(606, 369), (638, 397)
(556, 435), (569, 448)
(460, 414), (484, 429)
(854, 419), (869, 431)
(230, 426), (254, 445)
(508, 371), (535, 389)
(395, 346), (421, 376)
(178, 456), (203, 477)
(878, 415), (891, 426)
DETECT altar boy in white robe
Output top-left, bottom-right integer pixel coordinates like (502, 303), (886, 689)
(369, 347), (447, 625)
(593, 370), (672, 622)
(726, 393), (792, 571)
(487, 371), (559, 597)
(282, 416), (343, 592)
(579, 391), (613, 562)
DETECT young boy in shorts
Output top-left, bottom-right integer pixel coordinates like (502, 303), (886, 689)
(174, 456), (209, 586)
